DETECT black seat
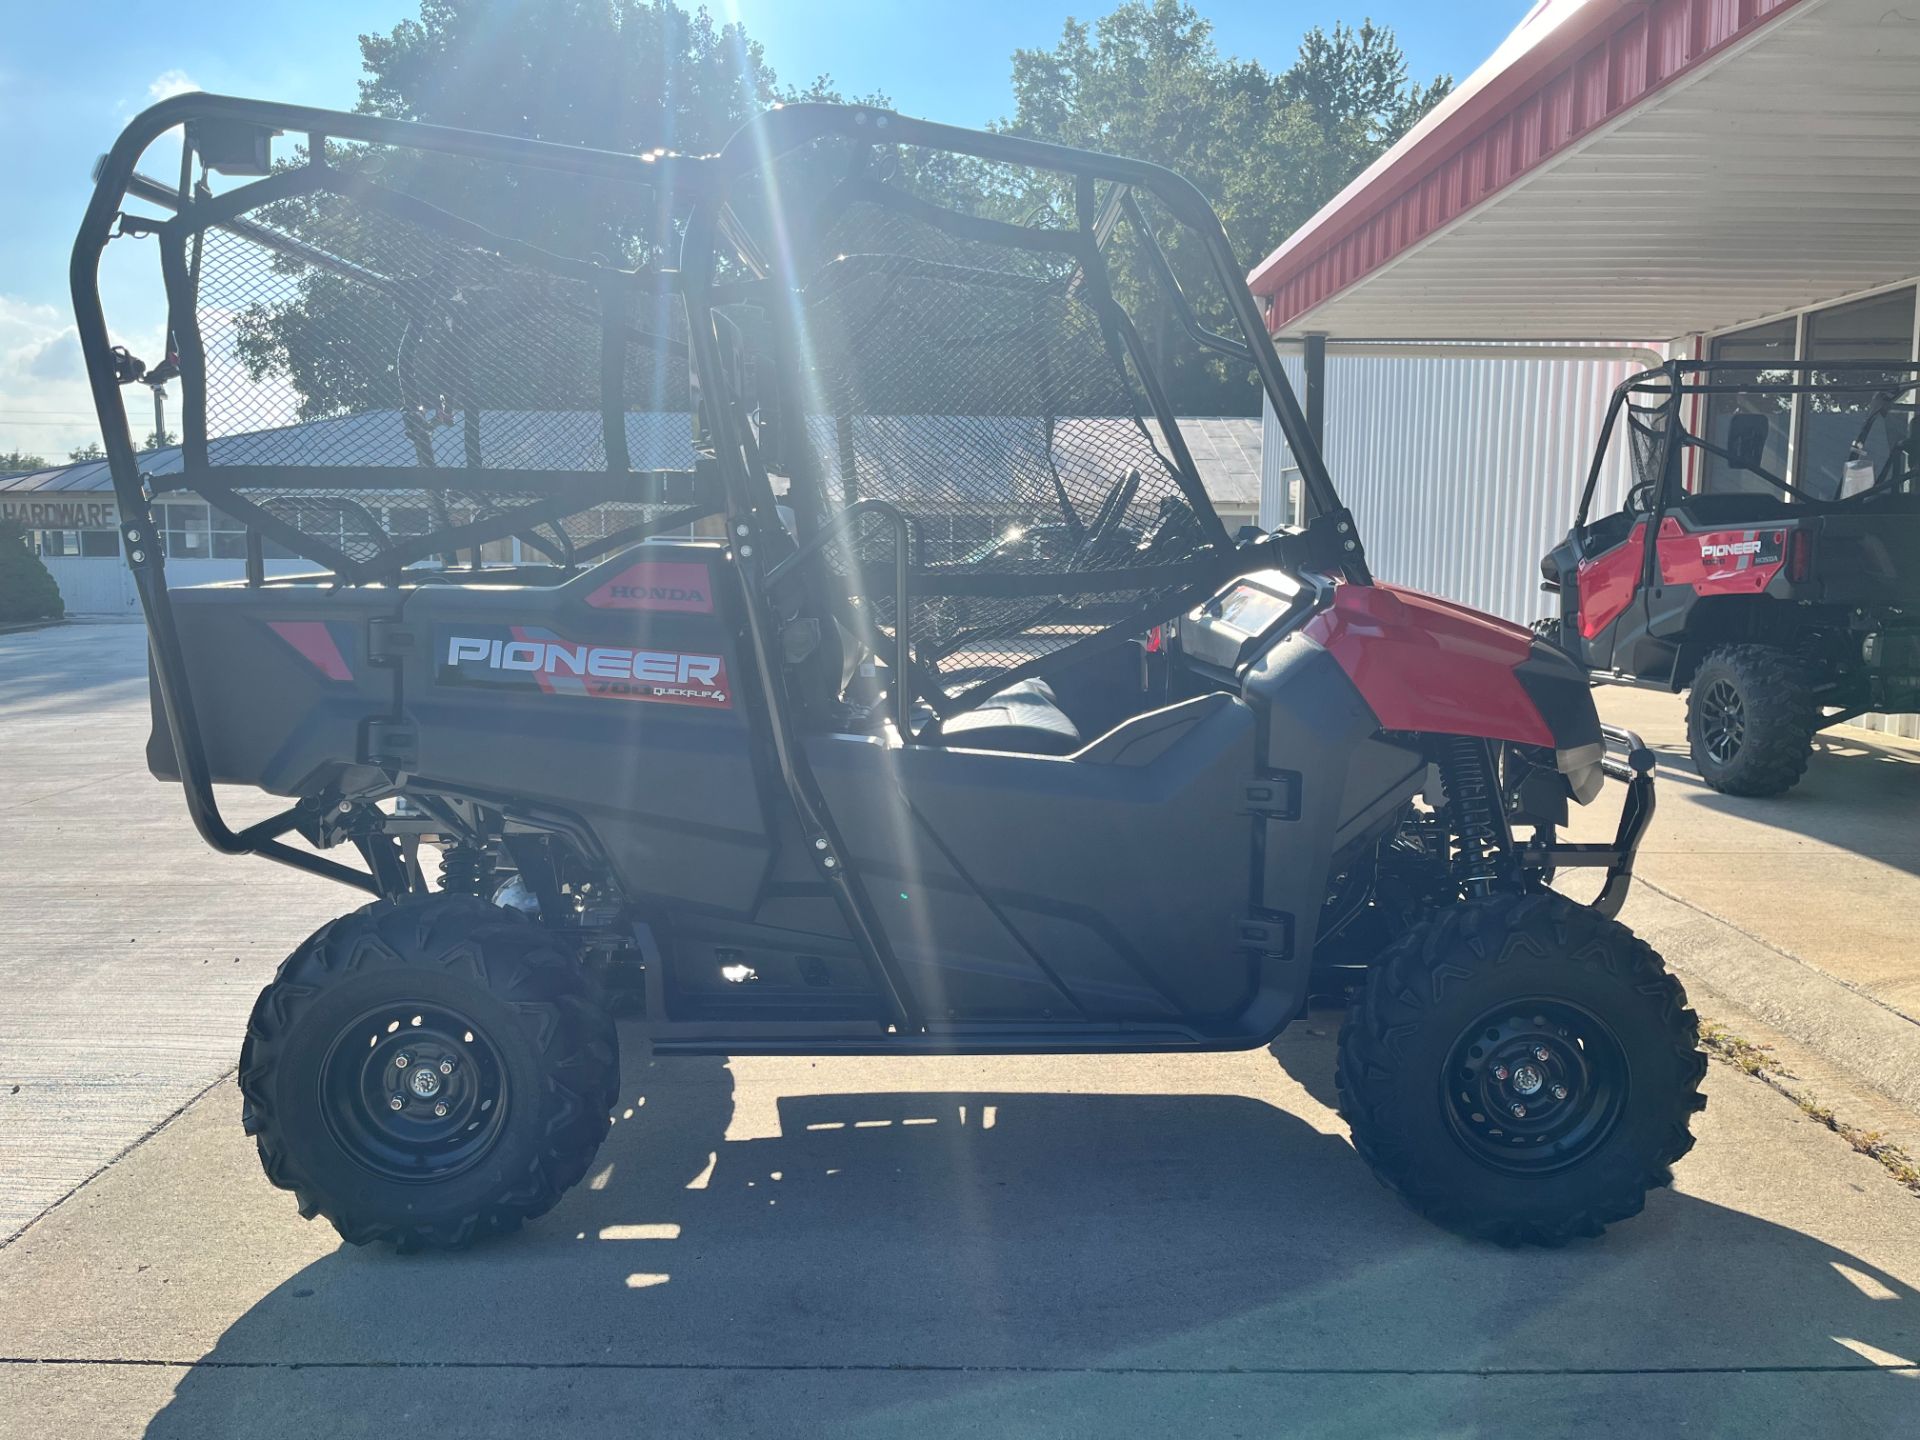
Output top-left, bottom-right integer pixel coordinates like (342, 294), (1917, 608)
(925, 677), (1081, 755)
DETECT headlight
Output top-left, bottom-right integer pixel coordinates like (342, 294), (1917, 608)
(1556, 741), (1606, 805)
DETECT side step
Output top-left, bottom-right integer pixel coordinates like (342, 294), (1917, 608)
(648, 1020), (1255, 1057)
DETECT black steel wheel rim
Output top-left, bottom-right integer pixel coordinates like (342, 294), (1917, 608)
(320, 1002), (510, 1184)
(1442, 998), (1629, 1174)
(1698, 678), (1746, 764)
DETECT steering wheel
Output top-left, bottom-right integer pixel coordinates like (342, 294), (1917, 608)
(1141, 498), (1203, 561)
(1073, 468), (1140, 567)
(1623, 478), (1658, 516)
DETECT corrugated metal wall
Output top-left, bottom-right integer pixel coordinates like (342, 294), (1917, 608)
(1259, 354), (1306, 530)
(1261, 353), (1641, 624)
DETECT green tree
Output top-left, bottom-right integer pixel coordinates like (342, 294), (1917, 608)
(0, 518), (64, 622)
(233, 1), (806, 422)
(142, 429), (180, 452)
(67, 441), (107, 462)
(1281, 20), (1450, 206)
(229, 0), (1443, 422)
(0, 450), (48, 471)
(1002, 2), (1448, 412)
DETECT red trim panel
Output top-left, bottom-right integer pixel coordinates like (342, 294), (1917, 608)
(266, 620), (353, 682)
(1303, 583), (1555, 748)
(1576, 521), (1647, 639)
(585, 559), (717, 613)
(1578, 517), (1787, 637)
(1249, 0), (1811, 330)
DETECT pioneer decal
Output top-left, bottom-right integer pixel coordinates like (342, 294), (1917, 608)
(1694, 528), (1783, 573)
(584, 560), (715, 613)
(438, 625), (730, 708)
(1654, 520), (1786, 597)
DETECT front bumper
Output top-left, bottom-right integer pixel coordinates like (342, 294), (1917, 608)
(1520, 724), (1657, 919)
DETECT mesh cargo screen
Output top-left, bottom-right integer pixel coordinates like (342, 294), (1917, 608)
(1624, 396), (1676, 500)
(170, 165), (708, 578)
(792, 197), (1222, 699)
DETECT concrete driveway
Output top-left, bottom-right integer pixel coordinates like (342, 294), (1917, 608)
(4, 623), (1920, 1438)
(1579, 684), (1920, 1114)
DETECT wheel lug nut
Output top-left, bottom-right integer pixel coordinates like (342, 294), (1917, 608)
(1533, 1046), (1551, 1063)
(433, 1102), (449, 1117)
(1510, 1102), (1527, 1119)
(1492, 1065), (1509, 1082)
(394, 1055), (410, 1069)
(389, 1096), (405, 1111)
(439, 1060), (453, 1075)
(1552, 1084), (1568, 1100)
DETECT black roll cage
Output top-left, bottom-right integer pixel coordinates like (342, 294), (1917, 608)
(1572, 358), (1920, 600)
(1576, 359), (1920, 523)
(72, 93), (1365, 937)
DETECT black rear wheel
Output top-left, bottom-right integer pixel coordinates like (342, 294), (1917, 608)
(240, 896), (619, 1250)
(1336, 891), (1706, 1246)
(1685, 644), (1818, 796)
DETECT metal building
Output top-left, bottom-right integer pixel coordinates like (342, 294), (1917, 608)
(5, 415), (1262, 616)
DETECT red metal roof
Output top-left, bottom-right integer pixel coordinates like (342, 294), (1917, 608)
(1248, 0), (1816, 333)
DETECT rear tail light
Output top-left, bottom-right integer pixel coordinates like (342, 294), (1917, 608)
(1785, 529), (1813, 583)
(1145, 624), (1164, 654)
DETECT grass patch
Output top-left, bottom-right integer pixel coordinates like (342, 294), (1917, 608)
(1700, 1021), (1920, 1199)
(1699, 1022), (1784, 1078)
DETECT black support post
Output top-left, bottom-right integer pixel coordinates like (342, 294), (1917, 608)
(1303, 331), (1326, 449)
(1301, 332), (1327, 523)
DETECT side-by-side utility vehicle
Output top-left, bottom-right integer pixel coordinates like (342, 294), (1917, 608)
(1539, 361), (1920, 795)
(74, 95), (1704, 1249)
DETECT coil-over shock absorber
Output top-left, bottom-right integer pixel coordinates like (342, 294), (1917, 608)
(438, 843), (496, 898)
(1438, 736), (1508, 895)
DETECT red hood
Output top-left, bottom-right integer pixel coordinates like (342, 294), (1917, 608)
(1302, 582), (1555, 747)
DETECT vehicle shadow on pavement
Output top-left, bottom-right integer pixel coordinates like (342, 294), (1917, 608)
(1633, 727), (1920, 877)
(140, 1044), (1920, 1439)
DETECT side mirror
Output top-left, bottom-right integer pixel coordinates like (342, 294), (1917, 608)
(1726, 412), (1770, 472)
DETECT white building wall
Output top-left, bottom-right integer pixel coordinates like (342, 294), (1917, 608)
(1261, 353), (1642, 625)
(1259, 353), (1307, 529)
(44, 558), (315, 617)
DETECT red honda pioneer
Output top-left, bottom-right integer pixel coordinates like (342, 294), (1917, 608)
(1540, 361), (1920, 795)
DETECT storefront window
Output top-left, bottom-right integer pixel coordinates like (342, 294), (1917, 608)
(35, 529), (81, 557)
(387, 505), (430, 536)
(1699, 318), (1794, 497)
(79, 530), (120, 557)
(160, 501), (211, 558)
(1796, 287), (1916, 500)
(211, 506), (249, 559)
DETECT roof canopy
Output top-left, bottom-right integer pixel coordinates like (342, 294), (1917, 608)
(1248, 0), (1920, 343)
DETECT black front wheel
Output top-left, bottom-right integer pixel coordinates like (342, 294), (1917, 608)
(240, 896), (619, 1249)
(1685, 644), (1818, 796)
(1336, 892), (1706, 1246)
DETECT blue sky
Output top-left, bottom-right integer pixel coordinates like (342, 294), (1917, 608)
(0, 1), (1530, 458)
